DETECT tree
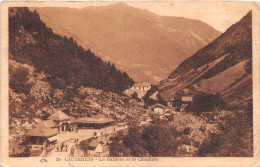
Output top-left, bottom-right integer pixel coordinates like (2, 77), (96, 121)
(9, 66), (33, 95)
(109, 122), (182, 157)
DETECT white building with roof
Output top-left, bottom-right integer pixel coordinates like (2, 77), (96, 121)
(150, 103), (165, 115)
(124, 82), (151, 98)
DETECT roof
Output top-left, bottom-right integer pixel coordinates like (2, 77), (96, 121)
(69, 117), (79, 124)
(133, 82), (151, 87)
(88, 139), (100, 148)
(47, 110), (70, 122)
(33, 118), (42, 124)
(124, 89), (135, 95)
(78, 117), (114, 124)
(93, 114), (107, 119)
(150, 103), (165, 109)
(37, 120), (58, 128)
(165, 109), (177, 114)
(26, 125), (58, 137)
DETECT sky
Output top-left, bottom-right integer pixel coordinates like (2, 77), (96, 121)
(71, 1), (253, 32)
(126, 1), (253, 32)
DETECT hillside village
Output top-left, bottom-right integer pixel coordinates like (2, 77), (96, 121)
(9, 7), (253, 157)
(10, 89), (223, 157)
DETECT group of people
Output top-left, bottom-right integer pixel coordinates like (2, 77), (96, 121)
(56, 142), (68, 152)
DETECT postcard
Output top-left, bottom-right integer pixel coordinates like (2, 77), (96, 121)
(1, 1), (260, 167)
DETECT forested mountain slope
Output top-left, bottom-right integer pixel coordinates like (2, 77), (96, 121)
(9, 7), (134, 94)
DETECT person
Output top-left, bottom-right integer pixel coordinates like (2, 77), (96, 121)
(56, 146), (59, 152)
(61, 143), (64, 152)
(43, 140), (47, 150)
(76, 139), (79, 145)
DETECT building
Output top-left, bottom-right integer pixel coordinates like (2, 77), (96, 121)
(180, 89), (193, 104)
(26, 111), (115, 144)
(150, 104), (165, 115)
(25, 110), (115, 151)
(124, 82), (151, 98)
(69, 117), (79, 132)
(132, 82), (151, 91)
(77, 116), (115, 129)
(26, 125), (58, 146)
(46, 111), (115, 131)
(162, 110), (176, 121)
(181, 96), (193, 104)
(47, 110), (71, 132)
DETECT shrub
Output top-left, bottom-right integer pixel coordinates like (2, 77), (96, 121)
(198, 110), (253, 157)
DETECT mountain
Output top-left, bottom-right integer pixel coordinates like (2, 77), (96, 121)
(30, 3), (221, 83)
(9, 7), (134, 94)
(9, 8), (144, 156)
(156, 11), (252, 109)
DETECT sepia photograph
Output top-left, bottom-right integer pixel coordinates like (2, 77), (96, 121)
(1, 1), (260, 167)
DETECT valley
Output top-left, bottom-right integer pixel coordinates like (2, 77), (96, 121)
(8, 6), (253, 158)
(30, 3), (220, 83)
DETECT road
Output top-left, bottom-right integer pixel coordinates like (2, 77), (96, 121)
(44, 125), (128, 157)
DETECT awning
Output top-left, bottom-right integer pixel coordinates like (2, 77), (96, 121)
(47, 136), (57, 142)
(78, 117), (115, 124)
